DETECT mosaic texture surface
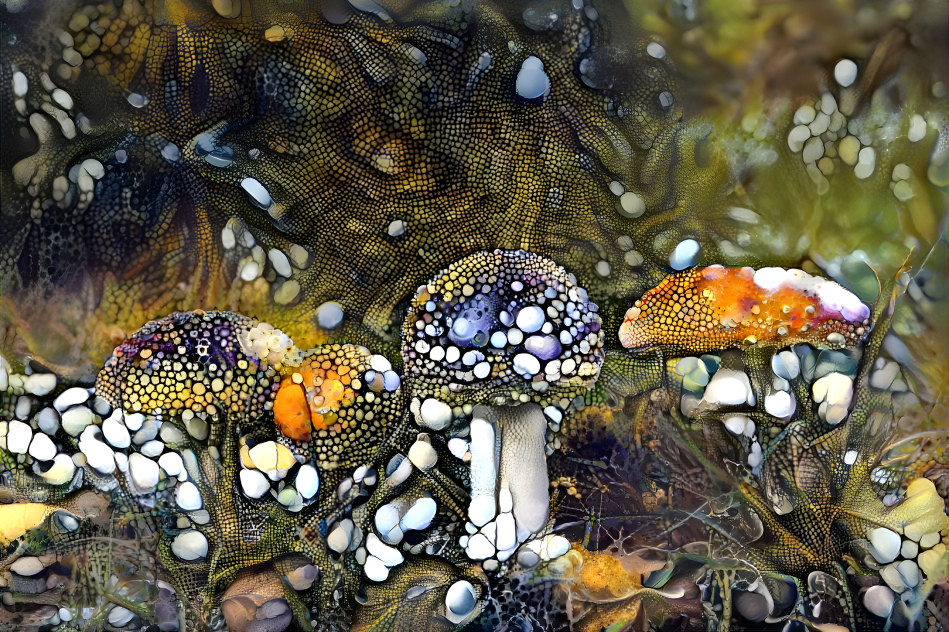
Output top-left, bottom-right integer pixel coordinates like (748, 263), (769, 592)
(1, 1), (947, 631)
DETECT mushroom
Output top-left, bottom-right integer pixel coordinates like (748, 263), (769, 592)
(402, 250), (604, 560)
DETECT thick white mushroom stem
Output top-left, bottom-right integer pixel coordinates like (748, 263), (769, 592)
(469, 404), (550, 541)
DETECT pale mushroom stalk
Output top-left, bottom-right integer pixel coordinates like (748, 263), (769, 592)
(470, 403), (549, 540)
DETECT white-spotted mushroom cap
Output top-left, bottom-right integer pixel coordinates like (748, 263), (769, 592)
(401, 250), (604, 429)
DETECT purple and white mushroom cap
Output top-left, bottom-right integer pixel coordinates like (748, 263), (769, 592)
(402, 249), (604, 415)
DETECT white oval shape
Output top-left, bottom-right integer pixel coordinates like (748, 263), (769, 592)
(669, 239), (700, 270)
(171, 530), (208, 561)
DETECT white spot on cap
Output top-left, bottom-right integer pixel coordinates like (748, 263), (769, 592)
(515, 305), (545, 333)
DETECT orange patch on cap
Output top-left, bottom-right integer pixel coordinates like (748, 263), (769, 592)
(274, 378), (312, 441)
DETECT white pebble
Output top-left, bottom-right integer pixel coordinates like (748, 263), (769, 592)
(6, 420), (32, 454)
(385, 454), (413, 488)
(400, 497), (437, 531)
(295, 464), (319, 499)
(61, 406), (95, 436)
(794, 104), (816, 125)
(646, 42), (666, 59)
(28, 433), (56, 461)
(239, 469), (270, 498)
(24, 373), (57, 396)
(176, 481), (202, 510)
(78, 427), (115, 474)
(465, 532), (495, 560)
(618, 191), (646, 218)
(53, 387), (89, 411)
(128, 453), (160, 490)
(543, 534), (571, 560)
(897, 560), (920, 588)
(802, 136), (824, 163)
(868, 527), (901, 564)
(723, 415), (749, 436)
(12, 71), (28, 97)
(408, 438), (438, 470)
(363, 556), (389, 582)
(669, 239), (700, 270)
(834, 59), (858, 87)
(158, 452), (183, 477)
(512, 353), (541, 377)
(855, 146), (876, 179)
(327, 520), (353, 553)
(108, 606), (135, 627)
(36, 407), (60, 434)
(366, 532), (404, 566)
(862, 585), (895, 618)
(387, 219), (406, 237)
(445, 580), (477, 619)
(240, 177), (272, 209)
(515, 56), (550, 100)
(10, 556), (44, 576)
(447, 438), (469, 460)
(787, 125), (811, 152)
(919, 531), (940, 549)
(418, 398), (452, 430)
(907, 114), (926, 143)
(765, 390), (795, 419)
(747, 441), (763, 469)
(315, 301), (344, 329)
(140, 439), (165, 457)
(703, 369), (753, 406)
(123, 412), (144, 431)
(171, 530), (208, 561)
(771, 351), (800, 380)
(813, 373), (853, 425)
(41, 453), (76, 485)
(102, 412), (131, 448)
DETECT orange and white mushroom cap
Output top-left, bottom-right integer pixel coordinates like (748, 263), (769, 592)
(619, 265), (871, 354)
